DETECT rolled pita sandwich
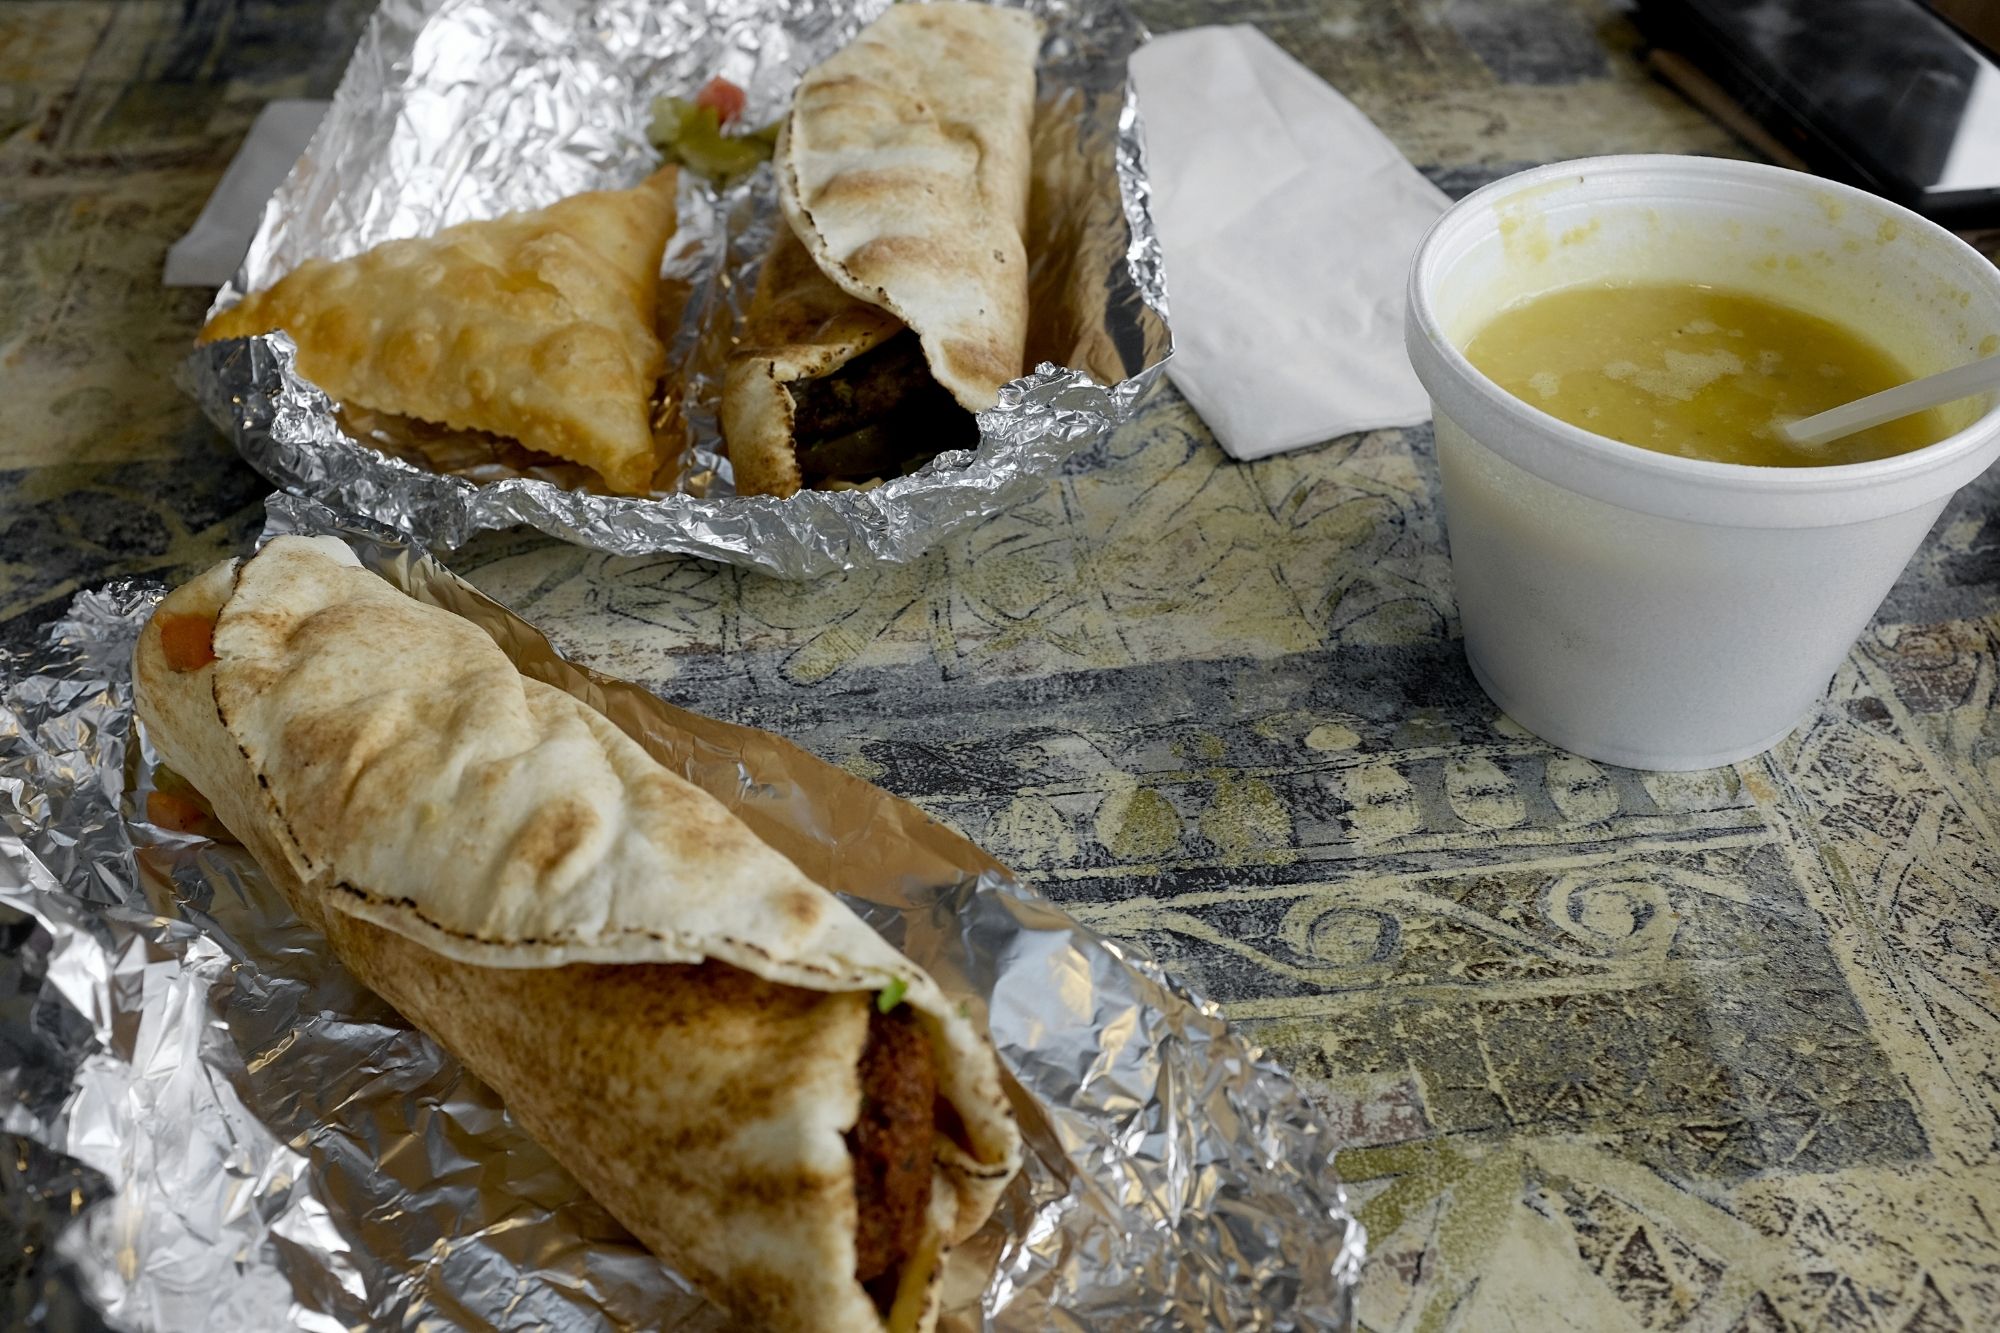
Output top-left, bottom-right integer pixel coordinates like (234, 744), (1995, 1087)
(132, 536), (1021, 1333)
(723, 3), (1042, 497)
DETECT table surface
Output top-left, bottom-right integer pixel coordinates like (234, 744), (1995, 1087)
(8, 1), (2000, 1329)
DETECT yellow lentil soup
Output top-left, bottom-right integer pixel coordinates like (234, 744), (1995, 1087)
(1462, 282), (1949, 466)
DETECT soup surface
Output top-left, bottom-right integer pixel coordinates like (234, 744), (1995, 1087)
(1461, 282), (1948, 466)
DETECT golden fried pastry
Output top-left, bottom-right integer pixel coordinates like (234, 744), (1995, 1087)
(200, 168), (680, 494)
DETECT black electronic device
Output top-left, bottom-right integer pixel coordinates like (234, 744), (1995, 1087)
(1633, 0), (2000, 227)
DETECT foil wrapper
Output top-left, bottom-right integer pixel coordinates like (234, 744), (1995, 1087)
(0, 496), (1362, 1331)
(178, 0), (1172, 577)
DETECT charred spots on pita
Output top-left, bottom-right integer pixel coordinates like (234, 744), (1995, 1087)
(138, 460), (1024, 1333)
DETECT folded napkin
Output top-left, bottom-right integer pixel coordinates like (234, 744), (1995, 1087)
(164, 100), (329, 288)
(1130, 27), (1449, 460)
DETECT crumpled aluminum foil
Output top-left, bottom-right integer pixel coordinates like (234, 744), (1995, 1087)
(178, 0), (1172, 578)
(0, 497), (1362, 1331)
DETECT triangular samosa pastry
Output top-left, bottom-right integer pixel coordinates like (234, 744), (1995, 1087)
(199, 167), (680, 495)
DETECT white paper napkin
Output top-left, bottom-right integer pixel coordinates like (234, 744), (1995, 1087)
(164, 100), (329, 288)
(1131, 27), (1449, 460)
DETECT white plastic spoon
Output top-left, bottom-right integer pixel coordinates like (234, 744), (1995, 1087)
(1778, 351), (2000, 447)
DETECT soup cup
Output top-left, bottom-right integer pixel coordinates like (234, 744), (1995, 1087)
(1405, 155), (2000, 771)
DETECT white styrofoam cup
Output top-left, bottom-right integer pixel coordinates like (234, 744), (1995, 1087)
(1405, 156), (2000, 771)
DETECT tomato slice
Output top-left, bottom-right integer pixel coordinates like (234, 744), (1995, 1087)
(158, 613), (217, 671)
(147, 790), (213, 835)
(694, 75), (747, 129)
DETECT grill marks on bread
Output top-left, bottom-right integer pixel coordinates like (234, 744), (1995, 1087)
(134, 537), (1025, 1333)
(777, 3), (1039, 413)
(324, 922), (890, 1329)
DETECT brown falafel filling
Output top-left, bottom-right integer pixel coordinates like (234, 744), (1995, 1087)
(847, 1005), (937, 1313)
(789, 331), (979, 487)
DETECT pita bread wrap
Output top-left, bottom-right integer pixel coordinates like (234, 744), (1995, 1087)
(132, 537), (1020, 1333)
(724, 3), (1041, 496)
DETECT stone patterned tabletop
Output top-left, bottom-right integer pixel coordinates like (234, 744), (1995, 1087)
(6, 1), (2000, 1330)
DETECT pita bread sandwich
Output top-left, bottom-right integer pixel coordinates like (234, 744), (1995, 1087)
(133, 536), (1022, 1333)
(723, 3), (1042, 497)
(198, 169), (680, 496)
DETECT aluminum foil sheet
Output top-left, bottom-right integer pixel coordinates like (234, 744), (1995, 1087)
(177, 0), (1172, 578)
(0, 497), (1361, 1331)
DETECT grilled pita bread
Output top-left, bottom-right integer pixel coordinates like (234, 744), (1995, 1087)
(198, 169), (680, 495)
(723, 223), (908, 498)
(133, 537), (1020, 1333)
(726, 3), (1040, 497)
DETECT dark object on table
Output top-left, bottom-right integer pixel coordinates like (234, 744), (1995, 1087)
(1929, 0), (2000, 58)
(1634, 0), (2000, 226)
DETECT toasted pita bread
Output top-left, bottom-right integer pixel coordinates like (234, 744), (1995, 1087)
(198, 169), (680, 495)
(133, 537), (1021, 1333)
(780, 4), (1039, 409)
(732, 5), (1048, 496)
(723, 222), (907, 498)
(720, 3), (1040, 498)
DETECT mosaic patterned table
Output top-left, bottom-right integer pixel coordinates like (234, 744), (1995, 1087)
(7, 1), (2000, 1329)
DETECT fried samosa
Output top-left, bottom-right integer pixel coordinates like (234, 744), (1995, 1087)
(198, 169), (680, 495)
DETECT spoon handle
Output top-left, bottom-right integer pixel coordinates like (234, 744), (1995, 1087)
(1779, 350), (2000, 447)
